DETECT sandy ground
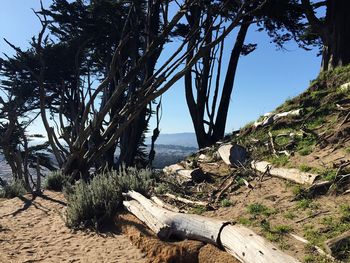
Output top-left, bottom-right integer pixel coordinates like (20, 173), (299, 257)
(0, 191), (146, 263)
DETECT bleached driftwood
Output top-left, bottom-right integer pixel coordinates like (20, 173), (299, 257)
(163, 164), (205, 183)
(254, 109), (302, 128)
(251, 161), (318, 185)
(289, 233), (334, 261)
(198, 154), (211, 162)
(123, 191), (300, 263)
(150, 196), (180, 213)
(164, 193), (208, 207)
(217, 144), (248, 166)
(340, 82), (350, 92)
(324, 230), (350, 257)
(215, 177), (235, 203)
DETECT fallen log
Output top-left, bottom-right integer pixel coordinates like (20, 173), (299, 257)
(254, 109), (302, 128)
(324, 230), (350, 258)
(289, 233), (334, 261)
(150, 196), (181, 213)
(123, 191), (300, 263)
(217, 144), (248, 166)
(294, 210), (331, 223)
(164, 193), (208, 207)
(251, 161), (318, 185)
(215, 177), (235, 203)
(163, 164), (206, 183)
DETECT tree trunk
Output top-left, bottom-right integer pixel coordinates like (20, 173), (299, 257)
(303, 0), (350, 71)
(118, 108), (148, 167)
(62, 150), (89, 181)
(212, 17), (251, 141)
(185, 14), (251, 148)
(321, 0), (350, 71)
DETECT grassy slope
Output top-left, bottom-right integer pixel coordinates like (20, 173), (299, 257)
(235, 64), (350, 179)
(180, 65), (350, 263)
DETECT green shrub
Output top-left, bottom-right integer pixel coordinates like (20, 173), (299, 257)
(115, 167), (155, 196)
(296, 135), (316, 156)
(340, 204), (350, 223)
(0, 180), (26, 198)
(65, 173), (121, 229)
(274, 225), (292, 234)
(65, 167), (156, 229)
(304, 254), (334, 263)
(221, 199), (233, 207)
(44, 170), (66, 191)
(154, 183), (169, 195)
(260, 219), (292, 245)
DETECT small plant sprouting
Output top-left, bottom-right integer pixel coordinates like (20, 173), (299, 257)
(247, 203), (275, 217)
(221, 199), (234, 207)
(190, 205), (206, 215)
(283, 211), (296, 220)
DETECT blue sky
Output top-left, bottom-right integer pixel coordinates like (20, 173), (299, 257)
(0, 1), (321, 135)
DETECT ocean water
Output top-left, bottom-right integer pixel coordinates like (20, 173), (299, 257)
(0, 154), (52, 185)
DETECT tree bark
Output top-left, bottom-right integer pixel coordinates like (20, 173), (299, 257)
(212, 17), (251, 141)
(118, 108), (148, 167)
(302, 0), (350, 71)
(321, 0), (350, 70)
(185, 13), (251, 148)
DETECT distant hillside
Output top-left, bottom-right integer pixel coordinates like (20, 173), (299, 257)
(146, 133), (198, 148)
(150, 144), (197, 169)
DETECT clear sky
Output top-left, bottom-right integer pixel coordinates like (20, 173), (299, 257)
(0, 1), (321, 135)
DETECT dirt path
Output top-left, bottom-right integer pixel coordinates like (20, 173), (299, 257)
(0, 191), (146, 263)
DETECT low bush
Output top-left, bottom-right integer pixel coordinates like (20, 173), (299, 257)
(65, 173), (121, 229)
(115, 166), (155, 196)
(65, 167), (156, 229)
(0, 180), (26, 198)
(44, 170), (66, 191)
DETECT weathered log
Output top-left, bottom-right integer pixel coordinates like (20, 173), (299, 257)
(163, 164), (206, 183)
(150, 196), (180, 213)
(254, 109), (302, 128)
(198, 154), (211, 162)
(164, 193), (208, 207)
(123, 200), (167, 234)
(343, 189), (350, 195)
(218, 144), (248, 166)
(324, 230), (350, 258)
(307, 180), (332, 196)
(289, 233), (334, 261)
(215, 178), (235, 203)
(123, 191), (300, 263)
(294, 210), (330, 223)
(251, 161), (318, 185)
